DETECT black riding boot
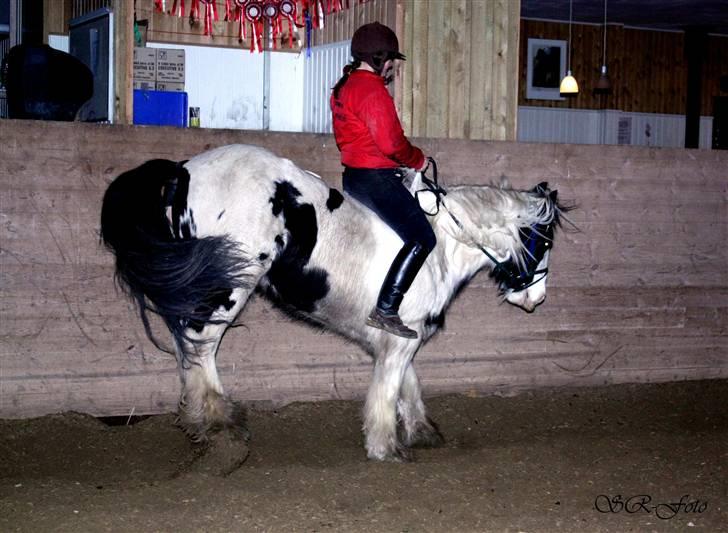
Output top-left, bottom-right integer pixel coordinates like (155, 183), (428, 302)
(366, 242), (429, 339)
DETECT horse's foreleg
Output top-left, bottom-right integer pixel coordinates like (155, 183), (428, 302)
(363, 342), (417, 462)
(398, 363), (445, 448)
(175, 287), (252, 442)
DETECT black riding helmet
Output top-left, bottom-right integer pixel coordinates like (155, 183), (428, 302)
(351, 22), (405, 73)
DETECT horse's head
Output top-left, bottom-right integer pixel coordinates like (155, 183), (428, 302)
(495, 182), (560, 313)
(408, 171), (566, 313)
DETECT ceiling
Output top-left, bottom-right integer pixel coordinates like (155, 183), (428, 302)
(521, 0), (728, 35)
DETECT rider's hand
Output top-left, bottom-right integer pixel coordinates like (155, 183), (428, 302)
(416, 157), (430, 173)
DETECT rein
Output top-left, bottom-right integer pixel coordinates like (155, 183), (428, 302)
(416, 159), (549, 292)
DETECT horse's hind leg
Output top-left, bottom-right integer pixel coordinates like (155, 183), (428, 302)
(175, 286), (253, 442)
(398, 363), (445, 448)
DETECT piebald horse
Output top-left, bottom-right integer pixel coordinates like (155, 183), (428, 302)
(101, 144), (566, 462)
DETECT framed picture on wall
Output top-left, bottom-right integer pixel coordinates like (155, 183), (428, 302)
(526, 38), (567, 100)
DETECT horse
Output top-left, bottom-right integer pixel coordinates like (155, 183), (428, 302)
(100, 144), (566, 462)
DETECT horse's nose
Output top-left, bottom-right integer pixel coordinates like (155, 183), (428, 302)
(532, 293), (546, 309)
(521, 292), (545, 312)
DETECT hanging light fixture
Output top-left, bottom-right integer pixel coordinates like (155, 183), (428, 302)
(596, 0), (612, 93)
(560, 0), (579, 95)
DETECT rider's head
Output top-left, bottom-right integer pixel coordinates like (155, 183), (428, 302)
(351, 22), (405, 79)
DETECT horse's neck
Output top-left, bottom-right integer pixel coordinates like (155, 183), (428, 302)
(431, 185), (525, 263)
(419, 191), (505, 304)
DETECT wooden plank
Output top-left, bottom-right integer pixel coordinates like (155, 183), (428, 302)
(504, 0), (520, 140)
(482, 0), (496, 138)
(468, 1), (487, 140)
(409, 0), (429, 137)
(398, 0), (414, 134)
(425, 0), (448, 137)
(113, 0), (134, 125)
(42, 0), (72, 42)
(447, 0), (469, 139)
(491, 0), (508, 140)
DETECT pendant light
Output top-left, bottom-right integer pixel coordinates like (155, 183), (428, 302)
(595, 0), (612, 93)
(559, 0), (579, 95)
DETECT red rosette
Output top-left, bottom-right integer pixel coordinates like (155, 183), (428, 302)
(262, 1), (279, 21)
(189, 0), (200, 19)
(279, 0), (295, 17)
(233, 0), (248, 43)
(170, 0), (185, 17)
(279, 0), (297, 48)
(245, 1), (264, 52)
(200, 0), (218, 36)
(245, 1), (262, 21)
(262, 2), (282, 50)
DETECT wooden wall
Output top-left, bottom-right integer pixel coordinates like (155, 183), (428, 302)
(520, 20), (728, 117)
(307, 0), (396, 46)
(307, 0), (521, 141)
(1, 120), (726, 419)
(133, 0), (302, 51)
(42, 0), (73, 41)
(41, 0), (520, 141)
(42, 0), (302, 51)
(399, 0), (520, 141)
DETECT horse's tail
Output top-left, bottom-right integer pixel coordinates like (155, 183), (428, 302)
(100, 159), (253, 358)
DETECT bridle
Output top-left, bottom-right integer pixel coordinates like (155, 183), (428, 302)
(415, 158), (552, 293)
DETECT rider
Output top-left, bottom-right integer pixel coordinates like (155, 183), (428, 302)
(330, 22), (435, 340)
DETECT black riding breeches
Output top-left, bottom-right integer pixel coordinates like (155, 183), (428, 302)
(342, 167), (436, 253)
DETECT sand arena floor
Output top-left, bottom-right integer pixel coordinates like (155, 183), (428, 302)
(1, 379), (726, 532)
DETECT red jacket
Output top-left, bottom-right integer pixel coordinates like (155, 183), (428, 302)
(331, 70), (424, 170)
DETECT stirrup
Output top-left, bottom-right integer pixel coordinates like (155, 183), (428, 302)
(366, 309), (418, 339)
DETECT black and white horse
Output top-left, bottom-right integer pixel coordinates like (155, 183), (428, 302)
(101, 144), (566, 462)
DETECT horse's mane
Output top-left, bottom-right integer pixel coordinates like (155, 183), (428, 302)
(431, 182), (561, 271)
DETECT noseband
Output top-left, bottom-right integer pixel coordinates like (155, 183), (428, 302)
(416, 160), (552, 293)
(490, 222), (552, 292)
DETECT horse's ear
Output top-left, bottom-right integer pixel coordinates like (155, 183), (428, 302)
(533, 181), (549, 195)
(549, 190), (558, 203)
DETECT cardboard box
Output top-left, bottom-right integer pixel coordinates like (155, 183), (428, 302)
(133, 47), (156, 81)
(156, 49), (185, 83)
(156, 81), (185, 92)
(133, 80), (156, 90)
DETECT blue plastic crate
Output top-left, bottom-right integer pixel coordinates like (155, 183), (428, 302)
(133, 89), (188, 127)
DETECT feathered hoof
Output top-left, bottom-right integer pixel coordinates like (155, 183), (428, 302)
(176, 397), (250, 444)
(226, 400), (251, 442)
(185, 429), (250, 476)
(367, 445), (414, 463)
(404, 420), (446, 449)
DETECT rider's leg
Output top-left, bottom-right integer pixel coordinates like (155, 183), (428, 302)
(343, 168), (436, 339)
(365, 241), (427, 338)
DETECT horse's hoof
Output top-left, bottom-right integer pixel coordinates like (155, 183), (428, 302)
(405, 420), (445, 449)
(229, 424), (251, 442)
(228, 401), (251, 442)
(367, 446), (414, 463)
(185, 429), (250, 476)
(175, 416), (210, 443)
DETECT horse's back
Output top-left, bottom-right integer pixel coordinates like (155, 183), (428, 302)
(180, 144), (404, 332)
(180, 145), (324, 246)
